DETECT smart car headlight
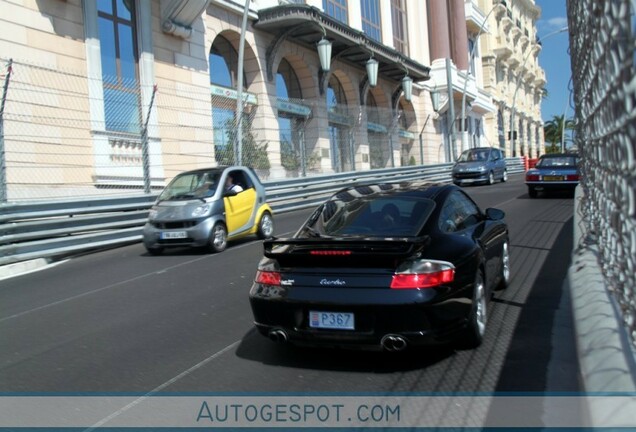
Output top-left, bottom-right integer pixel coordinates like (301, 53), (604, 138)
(191, 204), (211, 217)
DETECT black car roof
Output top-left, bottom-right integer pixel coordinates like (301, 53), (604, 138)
(331, 181), (454, 202)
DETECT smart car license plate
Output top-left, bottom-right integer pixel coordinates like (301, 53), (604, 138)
(543, 175), (564, 181)
(160, 231), (187, 239)
(309, 311), (354, 330)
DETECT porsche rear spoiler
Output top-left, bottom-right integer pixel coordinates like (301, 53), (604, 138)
(263, 236), (430, 259)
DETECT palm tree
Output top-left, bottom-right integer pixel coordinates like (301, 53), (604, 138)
(543, 114), (574, 153)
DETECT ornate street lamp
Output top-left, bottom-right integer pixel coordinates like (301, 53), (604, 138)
(317, 37), (332, 72)
(402, 75), (413, 101)
(430, 89), (440, 113)
(366, 57), (379, 87)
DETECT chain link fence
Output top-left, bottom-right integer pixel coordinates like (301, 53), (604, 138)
(567, 0), (636, 346)
(0, 57), (425, 203)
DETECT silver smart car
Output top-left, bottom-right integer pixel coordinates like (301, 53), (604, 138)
(142, 166), (273, 255)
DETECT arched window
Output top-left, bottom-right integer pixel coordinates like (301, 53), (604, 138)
(367, 93), (385, 168)
(398, 101), (415, 166)
(327, 75), (347, 110)
(210, 35), (245, 164)
(327, 76), (351, 172)
(276, 59), (302, 99)
(277, 59), (304, 173)
(209, 35), (244, 89)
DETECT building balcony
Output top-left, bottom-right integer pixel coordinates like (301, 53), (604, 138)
(494, 44), (513, 60)
(510, 26), (522, 43)
(494, 1), (508, 19)
(534, 68), (546, 86)
(465, 0), (489, 34)
(501, 15), (514, 32)
(506, 51), (521, 69)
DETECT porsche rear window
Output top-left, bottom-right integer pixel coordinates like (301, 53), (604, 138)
(306, 196), (436, 237)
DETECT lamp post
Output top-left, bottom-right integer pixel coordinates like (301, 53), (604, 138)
(458, 2), (501, 153)
(561, 79), (573, 152)
(510, 26), (568, 158)
(235, 0), (251, 166)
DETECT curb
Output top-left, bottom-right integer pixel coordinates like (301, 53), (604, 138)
(0, 258), (52, 281)
(569, 185), (636, 425)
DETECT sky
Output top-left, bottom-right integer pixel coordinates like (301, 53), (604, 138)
(534, 0), (572, 123)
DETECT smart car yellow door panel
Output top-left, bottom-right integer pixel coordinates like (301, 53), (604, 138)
(224, 188), (257, 234)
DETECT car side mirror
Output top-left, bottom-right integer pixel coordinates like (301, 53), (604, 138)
(223, 190), (238, 198)
(485, 208), (505, 221)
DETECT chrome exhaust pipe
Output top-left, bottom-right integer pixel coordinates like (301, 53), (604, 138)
(268, 329), (288, 343)
(381, 334), (408, 352)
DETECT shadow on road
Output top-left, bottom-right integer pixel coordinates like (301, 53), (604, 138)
(235, 327), (455, 373)
(517, 190), (576, 200)
(492, 217), (579, 392)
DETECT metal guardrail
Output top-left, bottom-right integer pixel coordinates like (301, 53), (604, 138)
(0, 158), (525, 266)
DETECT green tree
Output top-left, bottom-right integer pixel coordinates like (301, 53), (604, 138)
(543, 114), (574, 153)
(216, 118), (270, 171)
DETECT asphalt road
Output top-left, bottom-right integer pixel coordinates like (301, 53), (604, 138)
(0, 175), (580, 398)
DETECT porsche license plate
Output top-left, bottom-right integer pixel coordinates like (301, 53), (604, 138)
(160, 231), (187, 239)
(543, 175), (564, 181)
(309, 311), (354, 330)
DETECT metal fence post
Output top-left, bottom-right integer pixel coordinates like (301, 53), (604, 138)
(0, 59), (13, 203)
(300, 123), (307, 177)
(141, 84), (158, 194)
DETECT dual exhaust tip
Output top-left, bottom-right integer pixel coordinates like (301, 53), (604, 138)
(380, 334), (408, 352)
(268, 329), (408, 352)
(268, 329), (288, 343)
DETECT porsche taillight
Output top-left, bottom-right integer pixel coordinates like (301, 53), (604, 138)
(566, 174), (580, 181)
(255, 270), (281, 286)
(526, 174), (540, 181)
(390, 260), (455, 289)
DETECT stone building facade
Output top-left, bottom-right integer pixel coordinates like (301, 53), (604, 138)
(0, 0), (546, 199)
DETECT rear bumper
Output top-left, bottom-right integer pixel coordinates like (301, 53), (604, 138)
(526, 181), (578, 191)
(249, 286), (472, 348)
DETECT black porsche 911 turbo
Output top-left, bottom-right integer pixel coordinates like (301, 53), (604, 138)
(249, 181), (509, 352)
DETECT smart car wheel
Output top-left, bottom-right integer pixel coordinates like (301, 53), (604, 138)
(257, 211), (274, 239)
(496, 241), (510, 290)
(501, 169), (508, 182)
(458, 270), (487, 349)
(208, 223), (227, 253)
(488, 171), (495, 185)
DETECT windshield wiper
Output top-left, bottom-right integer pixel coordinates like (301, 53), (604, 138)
(171, 193), (205, 203)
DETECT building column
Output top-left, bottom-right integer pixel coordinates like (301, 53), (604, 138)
(449, 0), (469, 71)
(427, 0), (451, 61)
